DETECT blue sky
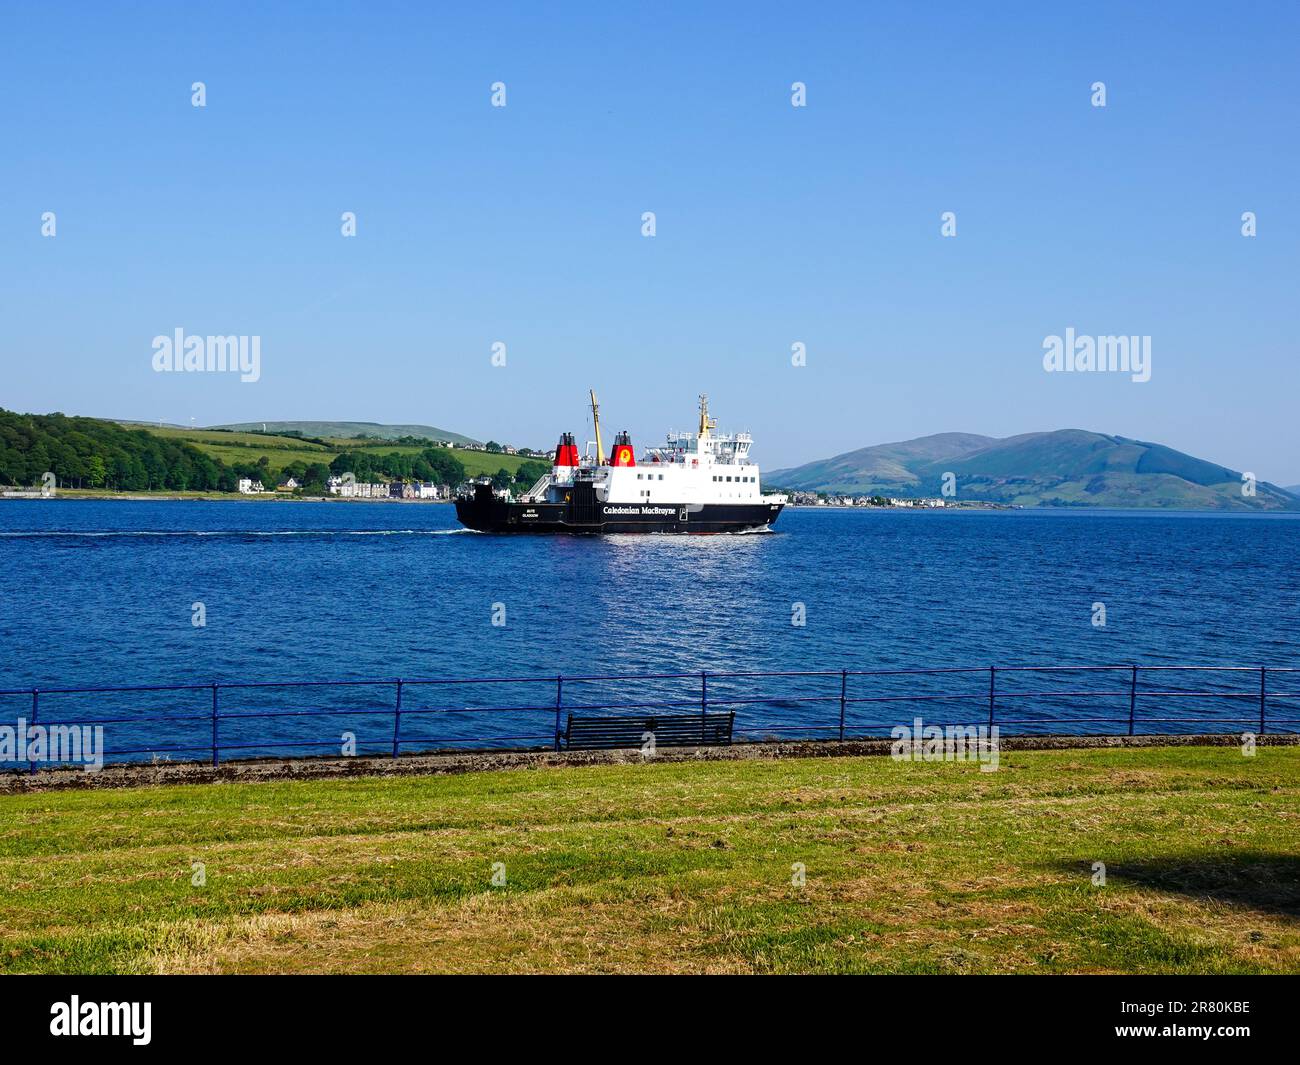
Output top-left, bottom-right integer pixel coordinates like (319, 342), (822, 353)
(2, 1), (1297, 480)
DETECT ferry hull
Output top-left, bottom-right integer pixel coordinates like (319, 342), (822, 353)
(455, 496), (784, 534)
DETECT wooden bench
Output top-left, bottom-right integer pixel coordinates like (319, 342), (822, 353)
(564, 711), (735, 750)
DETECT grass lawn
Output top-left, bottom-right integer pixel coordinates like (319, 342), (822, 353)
(2, 746), (1296, 974)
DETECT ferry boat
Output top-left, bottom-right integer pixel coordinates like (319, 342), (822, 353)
(454, 392), (787, 534)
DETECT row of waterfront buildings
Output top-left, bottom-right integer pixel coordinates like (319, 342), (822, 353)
(237, 477), (451, 500)
(452, 442), (546, 457)
(788, 491), (949, 508)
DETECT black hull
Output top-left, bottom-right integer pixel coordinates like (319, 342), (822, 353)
(455, 495), (783, 534)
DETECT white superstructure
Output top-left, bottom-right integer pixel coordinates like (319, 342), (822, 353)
(517, 395), (786, 509)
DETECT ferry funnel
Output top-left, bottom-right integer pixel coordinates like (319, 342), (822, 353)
(609, 430), (636, 467)
(553, 432), (580, 467)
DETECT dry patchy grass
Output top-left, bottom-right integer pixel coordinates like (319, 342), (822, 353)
(1, 746), (1297, 973)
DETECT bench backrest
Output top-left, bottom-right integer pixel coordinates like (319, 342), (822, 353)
(565, 711), (735, 750)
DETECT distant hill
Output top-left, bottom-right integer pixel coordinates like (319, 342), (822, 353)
(209, 421), (479, 444)
(769, 429), (1299, 510)
(769, 433), (996, 492)
(1286, 485), (1300, 498)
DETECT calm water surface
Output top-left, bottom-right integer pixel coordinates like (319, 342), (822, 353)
(1, 500), (1297, 756)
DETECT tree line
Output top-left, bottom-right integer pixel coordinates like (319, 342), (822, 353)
(0, 410), (550, 494)
(0, 411), (233, 491)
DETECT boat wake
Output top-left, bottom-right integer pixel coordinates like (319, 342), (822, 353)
(0, 529), (478, 539)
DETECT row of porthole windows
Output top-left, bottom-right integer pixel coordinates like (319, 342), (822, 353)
(636, 473), (665, 480)
(712, 475), (754, 482)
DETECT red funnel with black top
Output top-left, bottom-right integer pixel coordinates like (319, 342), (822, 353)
(553, 432), (580, 467)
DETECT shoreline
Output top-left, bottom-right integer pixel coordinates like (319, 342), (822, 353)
(4, 493), (1297, 514)
(0, 491), (453, 504)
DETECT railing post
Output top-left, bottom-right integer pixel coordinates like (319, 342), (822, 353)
(701, 672), (708, 745)
(839, 670), (847, 741)
(987, 667), (996, 729)
(1128, 665), (1137, 736)
(1259, 667), (1267, 736)
(554, 675), (563, 752)
(211, 683), (219, 767)
(392, 679), (403, 759)
(29, 689), (38, 774)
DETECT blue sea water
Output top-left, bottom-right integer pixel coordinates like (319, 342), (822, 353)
(1, 499), (1297, 760)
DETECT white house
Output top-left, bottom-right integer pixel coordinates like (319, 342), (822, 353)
(334, 481), (392, 499)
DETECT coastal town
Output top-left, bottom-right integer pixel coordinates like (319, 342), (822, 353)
(236, 475), (453, 499)
(784, 491), (1016, 509)
(787, 491), (947, 508)
(232, 438), (551, 500)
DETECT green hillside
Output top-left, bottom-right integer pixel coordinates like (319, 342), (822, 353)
(133, 426), (535, 481)
(770, 429), (1299, 511)
(1, 409), (541, 494)
(138, 426), (336, 469)
(210, 421), (479, 445)
(150, 427), (540, 484)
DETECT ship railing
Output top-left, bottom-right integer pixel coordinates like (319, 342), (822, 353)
(520, 474), (552, 501)
(2, 663), (1296, 773)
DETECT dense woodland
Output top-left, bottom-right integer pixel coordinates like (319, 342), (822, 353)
(0, 410), (548, 494)
(0, 411), (230, 490)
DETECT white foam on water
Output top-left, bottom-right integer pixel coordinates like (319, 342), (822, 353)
(0, 529), (474, 538)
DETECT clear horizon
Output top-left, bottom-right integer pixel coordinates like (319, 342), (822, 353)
(3, 2), (1297, 482)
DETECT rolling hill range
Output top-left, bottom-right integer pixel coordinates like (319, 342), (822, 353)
(769, 430), (1299, 510)
(209, 420), (478, 444)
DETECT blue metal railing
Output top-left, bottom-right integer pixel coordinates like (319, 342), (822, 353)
(1, 663), (1297, 771)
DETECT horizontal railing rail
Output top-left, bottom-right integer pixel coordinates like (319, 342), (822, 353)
(1, 663), (1297, 772)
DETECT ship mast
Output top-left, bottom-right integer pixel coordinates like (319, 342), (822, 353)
(589, 389), (606, 466)
(697, 394), (716, 440)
